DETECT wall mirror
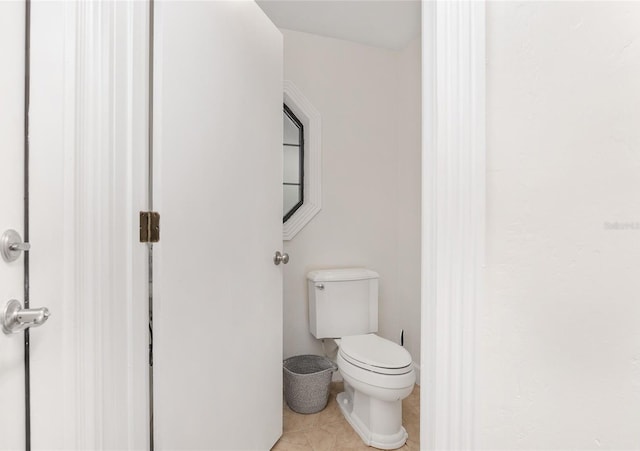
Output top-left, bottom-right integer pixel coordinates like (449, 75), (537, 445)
(282, 81), (322, 240)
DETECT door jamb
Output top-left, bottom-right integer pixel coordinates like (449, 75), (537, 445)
(421, 1), (486, 449)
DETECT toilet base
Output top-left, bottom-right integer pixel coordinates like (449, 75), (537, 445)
(336, 388), (408, 450)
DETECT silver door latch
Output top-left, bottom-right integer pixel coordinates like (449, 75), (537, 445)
(0, 229), (30, 262)
(1, 299), (50, 334)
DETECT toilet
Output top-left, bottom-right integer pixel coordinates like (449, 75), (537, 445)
(307, 268), (416, 450)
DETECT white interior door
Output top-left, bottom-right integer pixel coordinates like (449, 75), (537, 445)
(154, 2), (283, 449)
(0, 2), (26, 448)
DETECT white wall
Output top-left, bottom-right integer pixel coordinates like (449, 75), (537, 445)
(395, 37), (422, 374)
(479, 2), (640, 449)
(281, 29), (421, 371)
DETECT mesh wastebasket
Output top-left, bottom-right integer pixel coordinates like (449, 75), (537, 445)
(283, 355), (338, 414)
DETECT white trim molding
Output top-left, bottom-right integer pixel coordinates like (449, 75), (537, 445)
(283, 80), (322, 240)
(59, 1), (149, 447)
(421, 1), (485, 450)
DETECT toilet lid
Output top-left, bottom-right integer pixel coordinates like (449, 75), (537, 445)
(339, 334), (412, 374)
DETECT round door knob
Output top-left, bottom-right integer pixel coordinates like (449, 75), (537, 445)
(273, 251), (289, 265)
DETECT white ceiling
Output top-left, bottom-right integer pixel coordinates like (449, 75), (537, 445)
(256, 0), (421, 51)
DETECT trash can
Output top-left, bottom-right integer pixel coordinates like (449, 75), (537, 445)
(283, 355), (338, 414)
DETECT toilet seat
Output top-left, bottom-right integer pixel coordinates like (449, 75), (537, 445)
(339, 334), (413, 375)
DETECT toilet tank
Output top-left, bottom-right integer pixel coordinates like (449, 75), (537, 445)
(307, 268), (379, 339)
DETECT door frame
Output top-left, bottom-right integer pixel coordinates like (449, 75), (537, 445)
(43, 0), (487, 448)
(421, 1), (486, 450)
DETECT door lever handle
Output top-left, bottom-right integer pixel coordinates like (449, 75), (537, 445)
(9, 242), (30, 252)
(1, 299), (50, 334)
(1, 229), (30, 262)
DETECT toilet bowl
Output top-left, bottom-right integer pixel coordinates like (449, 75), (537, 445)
(334, 334), (415, 450)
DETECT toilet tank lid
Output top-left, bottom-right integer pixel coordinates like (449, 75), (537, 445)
(307, 268), (379, 282)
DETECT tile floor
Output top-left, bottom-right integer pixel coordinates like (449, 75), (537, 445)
(272, 382), (420, 451)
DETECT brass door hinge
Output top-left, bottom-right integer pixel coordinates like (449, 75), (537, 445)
(140, 211), (160, 243)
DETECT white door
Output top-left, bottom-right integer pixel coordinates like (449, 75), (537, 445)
(0, 2), (27, 448)
(154, 2), (283, 449)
